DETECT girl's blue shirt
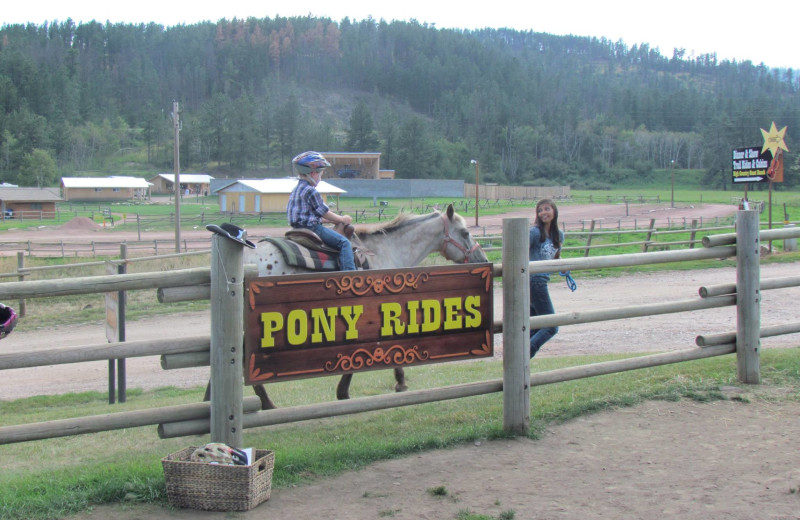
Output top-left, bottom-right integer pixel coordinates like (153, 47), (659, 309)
(529, 226), (564, 281)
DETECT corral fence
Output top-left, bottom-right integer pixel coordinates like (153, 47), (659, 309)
(5, 213), (793, 261)
(470, 218), (799, 257)
(1, 211), (799, 445)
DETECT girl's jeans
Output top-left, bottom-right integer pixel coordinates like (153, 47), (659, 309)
(529, 279), (558, 358)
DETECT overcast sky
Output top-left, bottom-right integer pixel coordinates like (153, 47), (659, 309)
(3, 0), (798, 69)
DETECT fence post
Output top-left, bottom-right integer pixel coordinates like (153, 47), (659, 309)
(502, 217), (530, 435)
(642, 218), (656, 252)
(209, 233), (245, 447)
(16, 252), (26, 317)
(736, 210), (760, 384)
(689, 219), (699, 249)
(584, 220), (596, 257)
(117, 244), (127, 403)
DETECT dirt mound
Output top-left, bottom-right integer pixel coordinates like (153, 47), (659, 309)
(58, 216), (102, 231)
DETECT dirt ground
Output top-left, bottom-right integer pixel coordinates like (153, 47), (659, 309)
(69, 399), (800, 520)
(5, 201), (800, 519)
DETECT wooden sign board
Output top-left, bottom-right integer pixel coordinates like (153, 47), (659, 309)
(732, 147), (772, 184)
(244, 263), (494, 385)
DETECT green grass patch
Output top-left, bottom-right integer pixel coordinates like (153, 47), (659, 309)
(1, 349), (799, 519)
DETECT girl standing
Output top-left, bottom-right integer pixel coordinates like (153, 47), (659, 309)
(529, 199), (564, 358)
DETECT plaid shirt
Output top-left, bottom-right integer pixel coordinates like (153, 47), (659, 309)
(287, 178), (329, 227)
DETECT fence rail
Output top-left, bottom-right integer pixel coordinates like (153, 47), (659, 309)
(0, 214), (798, 445)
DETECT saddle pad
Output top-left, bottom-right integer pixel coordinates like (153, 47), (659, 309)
(261, 237), (339, 271)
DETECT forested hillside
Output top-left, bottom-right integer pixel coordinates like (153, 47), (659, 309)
(0, 16), (798, 189)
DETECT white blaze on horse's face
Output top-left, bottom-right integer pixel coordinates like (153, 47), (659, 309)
(440, 205), (487, 264)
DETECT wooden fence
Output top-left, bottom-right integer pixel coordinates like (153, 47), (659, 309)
(475, 219), (800, 256)
(1, 212), (799, 445)
(464, 183), (571, 200)
(0, 214), (757, 261)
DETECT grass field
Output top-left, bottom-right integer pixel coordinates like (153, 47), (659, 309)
(2, 349), (799, 520)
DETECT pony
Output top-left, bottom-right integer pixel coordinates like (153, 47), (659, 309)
(234, 204), (488, 410)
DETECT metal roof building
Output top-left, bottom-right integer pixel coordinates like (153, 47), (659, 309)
(60, 177), (151, 202)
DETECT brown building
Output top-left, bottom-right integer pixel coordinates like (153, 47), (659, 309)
(0, 187), (62, 220)
(148, 173), (214, 195)
(320, 152), (395, 179)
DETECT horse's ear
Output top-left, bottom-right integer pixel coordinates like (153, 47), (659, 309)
(446, 204), (455, 220)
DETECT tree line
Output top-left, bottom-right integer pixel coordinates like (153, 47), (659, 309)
(0, 16), (798, 189)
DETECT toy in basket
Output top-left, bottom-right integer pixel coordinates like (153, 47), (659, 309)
(162, 444), (275, 511)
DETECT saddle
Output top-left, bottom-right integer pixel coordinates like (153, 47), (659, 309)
(276, 223), (371, 270)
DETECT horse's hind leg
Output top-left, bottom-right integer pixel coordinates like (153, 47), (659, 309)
(336, 373), (353, 400)
(337, 369), (407, 400)
(394, 367), (408, 392)
(253, 384), (277, 410)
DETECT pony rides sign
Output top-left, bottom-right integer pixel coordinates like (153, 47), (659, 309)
(244, 264), (493, 384)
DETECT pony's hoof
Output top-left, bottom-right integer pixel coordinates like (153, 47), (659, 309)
(336, 392), (350, 400)
(395, 383), (408, 392)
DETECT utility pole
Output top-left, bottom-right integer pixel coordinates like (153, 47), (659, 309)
(471, 159), (480, 226)
(670, 160), (675, 208)
(172, 101), (181, 253)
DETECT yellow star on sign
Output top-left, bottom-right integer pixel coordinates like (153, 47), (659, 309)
(760, 121), (789, 156)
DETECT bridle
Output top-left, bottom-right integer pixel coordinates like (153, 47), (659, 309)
(440, 213), (482, 263)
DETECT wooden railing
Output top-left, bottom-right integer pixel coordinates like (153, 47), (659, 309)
(0, 216), (798, 445)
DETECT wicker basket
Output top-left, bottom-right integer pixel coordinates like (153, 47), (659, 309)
(162, 447), (274, 511)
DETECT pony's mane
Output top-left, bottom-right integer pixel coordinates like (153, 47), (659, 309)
(353, 211), (440, 236)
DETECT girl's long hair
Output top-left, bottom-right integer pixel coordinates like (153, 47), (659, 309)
(535, 198), (561, 255)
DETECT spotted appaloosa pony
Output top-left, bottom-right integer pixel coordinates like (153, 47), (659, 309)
(236, 204), (488, 409)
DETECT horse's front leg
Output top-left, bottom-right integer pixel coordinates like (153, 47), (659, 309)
(336, 373), (353, 400)
(253, 384), (277, 410)
(394, 367), (408, 392)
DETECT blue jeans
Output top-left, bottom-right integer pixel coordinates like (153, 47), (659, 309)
(529, 279), (558, 358)
(310, 223), (355, 271)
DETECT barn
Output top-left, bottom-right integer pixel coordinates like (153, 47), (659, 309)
(60, 177), (151, 202)
(216, 179), (346, 214)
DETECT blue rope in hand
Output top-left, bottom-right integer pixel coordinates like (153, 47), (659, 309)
(559, 271), (577, 292)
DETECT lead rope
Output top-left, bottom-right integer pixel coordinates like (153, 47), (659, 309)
(559, 271), (577, 292)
